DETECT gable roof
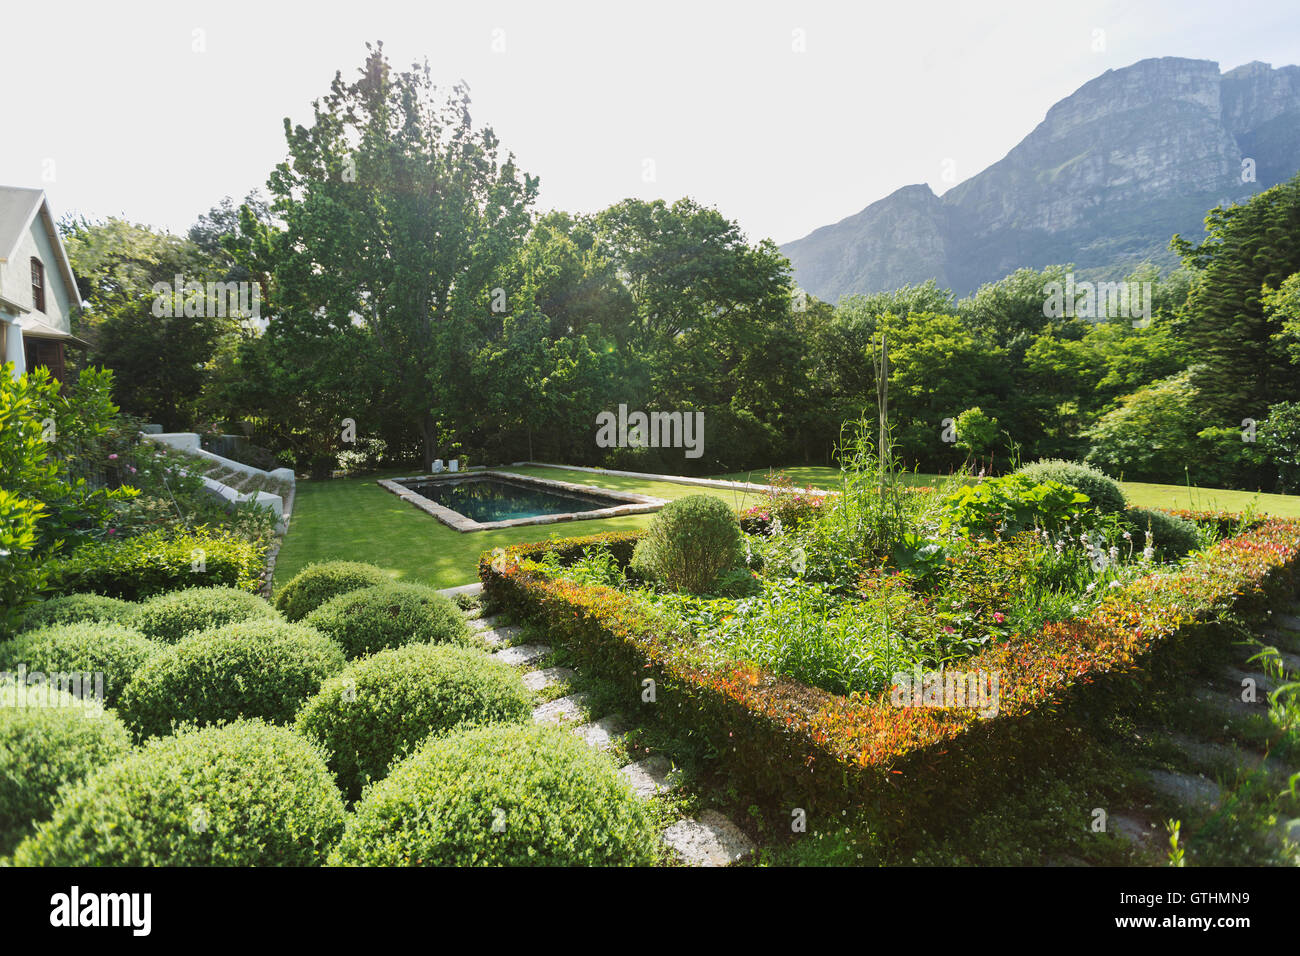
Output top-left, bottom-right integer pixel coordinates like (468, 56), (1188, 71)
(0, 186), (81, 307)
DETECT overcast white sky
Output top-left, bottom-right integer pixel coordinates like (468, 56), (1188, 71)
(3, 0), (1297, 246)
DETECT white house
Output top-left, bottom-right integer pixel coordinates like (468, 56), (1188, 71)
(0, 186), (83, 381)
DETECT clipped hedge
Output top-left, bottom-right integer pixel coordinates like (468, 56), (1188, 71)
(18, 593), (137, 633)
(0, 685), (132, 854)
(482, 516), (1300, 819)
(118, 620), (345, 738)
(304, 583), (469, 658)
(630, 494), (745, 594)
(1124, 507), (1203, 559)
(0, 622), (162, 707)
(11, 719), (345, 866)
(132, 586), (279, 643)
(47, 527), (263, 600)
(329, 723), (658, 866)
(274, 561), (392, 622)
(296, 644), (532, 798)
(1014, 459), (1127, 514)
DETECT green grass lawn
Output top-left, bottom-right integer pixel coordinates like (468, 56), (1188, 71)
(714, 466), (1300, 517)
(275, 463), (1300, 592)
(272, 465), (772, 591)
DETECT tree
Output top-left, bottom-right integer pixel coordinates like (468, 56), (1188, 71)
(62, 218), (231, 430)
(241, 43), (538, 470)
(1174, 175), (1300, 421)
(1083, 368), (1203, 483)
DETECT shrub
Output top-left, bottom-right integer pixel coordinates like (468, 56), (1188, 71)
(0, 684), (132, 854)
(11, 719), (344, 866)
(0, 622), (162, 706)
(1014, 459), (1127, 514)
(48, 527), (264, 600)
(629, 494), (745, 594)
(118, 620), (345, 738)
(304, 583), (469, 659)
(1124, 507), (1203, 559)
(296, 644), (531, 798)
(132, 586), (278, 643)
(274, 561), (391, 622)
(939, 473), (1090, 538)
(18, 593), (137, 632)
(329, 723), (658, 866)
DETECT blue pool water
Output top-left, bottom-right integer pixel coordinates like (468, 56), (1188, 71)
(403, 477), (621, 523)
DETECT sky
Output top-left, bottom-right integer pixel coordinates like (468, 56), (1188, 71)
(3, 0), (1297, 247)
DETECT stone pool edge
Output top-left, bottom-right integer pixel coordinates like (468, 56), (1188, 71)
(377, 470), (667, 533)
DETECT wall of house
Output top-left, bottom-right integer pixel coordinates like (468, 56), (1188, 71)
(0, 215), (74, 334)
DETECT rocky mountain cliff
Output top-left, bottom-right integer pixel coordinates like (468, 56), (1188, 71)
(782, 57), (1300, 301)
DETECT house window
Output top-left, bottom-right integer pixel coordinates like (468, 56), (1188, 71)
(31, 258), (45, 313)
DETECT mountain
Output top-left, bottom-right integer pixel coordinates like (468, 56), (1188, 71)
(781, 57), (1300, 301)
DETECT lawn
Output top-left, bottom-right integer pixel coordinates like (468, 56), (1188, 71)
(274, 463), (1300, 591)
(714, 466), (1300, 518)
(272, 465), (773, 591)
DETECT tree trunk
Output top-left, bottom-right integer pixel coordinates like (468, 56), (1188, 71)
(421, 412), (437, 472)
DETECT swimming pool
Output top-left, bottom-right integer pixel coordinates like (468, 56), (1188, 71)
(378, 471), (667, 532)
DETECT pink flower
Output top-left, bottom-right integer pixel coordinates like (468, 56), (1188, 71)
(942, 625), (955, 634)
(108, 453), (118, 460)
(993, 612), (1006, 623)
(107, 528), (116, 535)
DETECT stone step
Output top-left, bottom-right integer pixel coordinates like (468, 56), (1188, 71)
(620, 755), (679, 798)
(1221, 667), (1278, 697)
(494, 643), (551, 667)
(1146, 768), (1222, 810)
(438, 582), (482, 598)
(1192, 685), (1270, 718)
(662, 811), (755, 867)
(468, 615), (502, 633)
(1169, 734), (1268, 775)
(522, 666), (577, 693)
(1275, 612), (1300, 632)
(532, 693), (590, 726)
(574, 716), (626, 751)
(1109, 813), (1159, 850)
(480, 625), (523, 649)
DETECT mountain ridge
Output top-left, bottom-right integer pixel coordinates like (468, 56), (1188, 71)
(782, 56), (1300, 301)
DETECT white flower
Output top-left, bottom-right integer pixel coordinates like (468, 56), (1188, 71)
(1142, 546), (1155, 561)
(1086, 582), (1097, 593)
(1122, 531), (1131, 540)
(1108, 546), (1119, 562)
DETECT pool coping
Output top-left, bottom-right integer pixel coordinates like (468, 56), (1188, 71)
(377, 471), (667, 533)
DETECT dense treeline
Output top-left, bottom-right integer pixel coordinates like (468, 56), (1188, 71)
(62, 46), (1300, 491)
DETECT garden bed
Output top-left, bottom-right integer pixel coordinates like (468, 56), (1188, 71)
(479, 511), (1300, 824)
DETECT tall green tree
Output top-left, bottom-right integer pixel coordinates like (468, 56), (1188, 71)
(240, 43), (538, 469)
(1174, 175), (1300, 421)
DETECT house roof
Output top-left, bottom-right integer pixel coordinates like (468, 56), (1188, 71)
(0, 186), (81, 308)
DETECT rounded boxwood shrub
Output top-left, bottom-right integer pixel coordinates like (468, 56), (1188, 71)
(132, 586), (279, 643)
(0, 684), (132, 853)
(630, 494), (745, 594)
(274, 561), (391, 622)
(329, 723), (658, 866)
(118, 620), (345, 738)
(1014, 459), (1127, 514)
(296, 644), (532, 798)
(0, 622), (162, 707)
(11, 719), (344, 866)
(18, 593), (137, 632)
(1125, 507), (1203, 559)
(303, 583), (470, 659)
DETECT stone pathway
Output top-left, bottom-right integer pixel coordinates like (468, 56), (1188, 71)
(461, 602), (756, 866)
(1109, 595), (1300, 860)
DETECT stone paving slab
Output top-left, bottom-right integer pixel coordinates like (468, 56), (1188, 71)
(494, 643), (551, 667)
(533, 693), (590, 725)
(1110, 814), (1158, 849)
(480, 625), (522, 648)
(574, 716), (626, 750)
(662, 811), (755, 867)
(522, 666), (577, 693)
(1147, 768), (1221, 809)
(468, 615), (502, 633)
(1276, 613), (1300, 632)
(620, 755), (678, 798)
(1222, 667), (1278, 696)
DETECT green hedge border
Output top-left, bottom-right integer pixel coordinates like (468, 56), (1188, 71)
(479, 512), (1300, 821)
